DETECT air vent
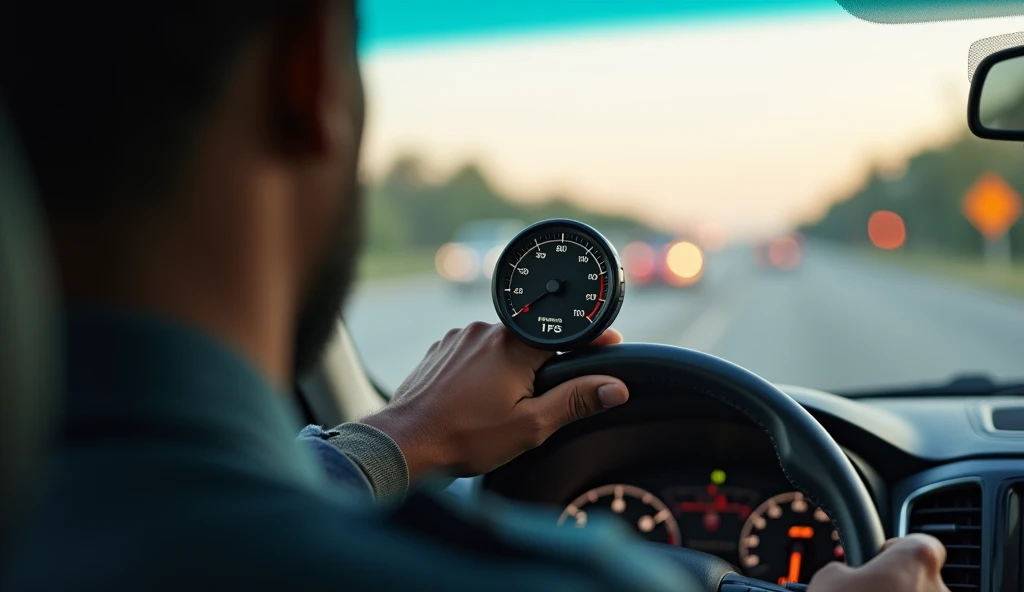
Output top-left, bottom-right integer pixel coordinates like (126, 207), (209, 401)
(907, 483), (983, 591)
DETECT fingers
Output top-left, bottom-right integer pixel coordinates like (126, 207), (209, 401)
(870, 534), (946, 575)
(809, 534), (948, 592)
(587, 328), (624, 347)
(518, 375), (629, 443)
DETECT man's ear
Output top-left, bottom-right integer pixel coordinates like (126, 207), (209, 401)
(274, 0), (337, 157)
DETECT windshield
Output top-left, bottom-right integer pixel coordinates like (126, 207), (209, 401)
(346, 0), (1024, 394)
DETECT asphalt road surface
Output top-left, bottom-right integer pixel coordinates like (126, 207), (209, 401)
(345, 244), (1024, 394)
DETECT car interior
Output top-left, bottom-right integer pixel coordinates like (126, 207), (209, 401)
(309, 35), (1024, 592)
(3, 3), (1024, 592)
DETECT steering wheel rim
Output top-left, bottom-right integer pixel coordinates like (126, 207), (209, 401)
(532, 343), (885, 586)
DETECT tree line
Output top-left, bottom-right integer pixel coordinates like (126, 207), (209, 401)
(802, 101), (1024, 257)
(365, 155), (651, 252)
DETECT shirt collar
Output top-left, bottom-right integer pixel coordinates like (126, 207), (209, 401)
(62, 306), (324, 488)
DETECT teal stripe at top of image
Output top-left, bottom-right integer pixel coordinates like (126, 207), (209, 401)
(358, 0), (836, 53)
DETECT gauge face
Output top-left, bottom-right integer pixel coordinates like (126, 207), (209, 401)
(738, 492), (845, 585)
(558, 484), (681, 546)
(492, 219), (624, 350)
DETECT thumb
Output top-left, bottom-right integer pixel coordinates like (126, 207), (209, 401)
(521, 375), (629, 436)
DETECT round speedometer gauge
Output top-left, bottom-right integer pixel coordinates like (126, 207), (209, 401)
(492, 219), (624, 350)
(738, 492), (845, 585)
(558, 484), (681, 546)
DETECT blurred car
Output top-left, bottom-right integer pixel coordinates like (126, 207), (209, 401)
(435, 219), (524, 287)
(753, 234), (803, 271)
(622, 235), (705, 288)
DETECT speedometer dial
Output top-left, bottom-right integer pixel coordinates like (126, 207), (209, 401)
(558, 484), (681, 546)
(738, 492), (845, 585)
(492, 219), (624, 350)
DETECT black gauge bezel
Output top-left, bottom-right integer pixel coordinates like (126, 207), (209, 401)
(491, 218), (625, 350)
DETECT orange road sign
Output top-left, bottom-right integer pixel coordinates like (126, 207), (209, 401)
(962, 172), (1021, 240)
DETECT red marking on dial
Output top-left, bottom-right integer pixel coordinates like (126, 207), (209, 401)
(586, 274), (605, 319)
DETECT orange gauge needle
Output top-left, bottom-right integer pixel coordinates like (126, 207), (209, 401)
(787, 551), (802, 584)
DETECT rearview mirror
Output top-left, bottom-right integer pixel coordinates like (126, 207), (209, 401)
(968, 45), (1024, 141)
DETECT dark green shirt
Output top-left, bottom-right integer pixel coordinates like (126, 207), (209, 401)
(2, 309), (692, 591)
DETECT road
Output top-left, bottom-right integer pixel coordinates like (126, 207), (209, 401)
(345, 244), (1024, 394)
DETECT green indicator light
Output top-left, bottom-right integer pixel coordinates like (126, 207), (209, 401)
(710, 469), (726, 485)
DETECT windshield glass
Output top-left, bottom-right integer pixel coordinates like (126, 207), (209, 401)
(346, 0), (1024, 394)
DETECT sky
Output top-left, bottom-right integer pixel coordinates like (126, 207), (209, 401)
(359, 8), (1024, 238)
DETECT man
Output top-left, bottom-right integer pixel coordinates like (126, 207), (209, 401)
(1, 1), (949, 590)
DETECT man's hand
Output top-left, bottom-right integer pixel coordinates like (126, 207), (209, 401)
(809, 534), (950, 592)
(362, 322), (628, 482)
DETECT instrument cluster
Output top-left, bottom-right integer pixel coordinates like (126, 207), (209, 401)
(557, 469), (844, 586)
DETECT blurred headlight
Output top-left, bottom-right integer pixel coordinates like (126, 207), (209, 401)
(623, 241), (656, 283)
(482, 246), (502, 279)
(435, 243), (480, 282)
(768, 236), (801, 269)
(665, 241), (704, 284)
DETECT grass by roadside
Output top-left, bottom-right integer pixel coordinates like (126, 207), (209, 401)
(358, 248), (435, 281)
(870, 249), (1024, 299)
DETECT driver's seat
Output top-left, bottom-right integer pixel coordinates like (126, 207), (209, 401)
(0, 103), (59, 555)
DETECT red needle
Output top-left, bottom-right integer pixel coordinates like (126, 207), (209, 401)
(787, 551), (802, 584)
(513, 280), (562, 316)
(513, 292), (549, 316)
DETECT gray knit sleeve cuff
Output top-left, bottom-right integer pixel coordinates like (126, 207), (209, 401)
(324, 422), (410, 504)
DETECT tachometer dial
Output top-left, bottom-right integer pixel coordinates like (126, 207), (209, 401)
(492, 219), (624, 350)
(738, 492), (845, 585)
(558, 484), (681, 546)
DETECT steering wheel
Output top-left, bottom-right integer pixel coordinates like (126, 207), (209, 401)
(531, 343), (886, 592)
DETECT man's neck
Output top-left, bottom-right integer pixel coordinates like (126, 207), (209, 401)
(53, 210), (296, 387)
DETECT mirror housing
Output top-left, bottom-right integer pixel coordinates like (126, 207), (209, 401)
(968, 44), (1024, 141)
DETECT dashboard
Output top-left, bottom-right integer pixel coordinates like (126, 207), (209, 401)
(465, 383), (1024, 591)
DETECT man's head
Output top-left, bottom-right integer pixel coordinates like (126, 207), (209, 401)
(2, 1), (365, 382)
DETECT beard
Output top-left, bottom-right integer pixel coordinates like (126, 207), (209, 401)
(291, 182), (363, 380)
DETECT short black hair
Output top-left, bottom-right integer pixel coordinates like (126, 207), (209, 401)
(0, 2), (293, 219)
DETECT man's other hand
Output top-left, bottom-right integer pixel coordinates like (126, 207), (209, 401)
(809, 534), (950, 592)
(363, 322), (627, 482)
